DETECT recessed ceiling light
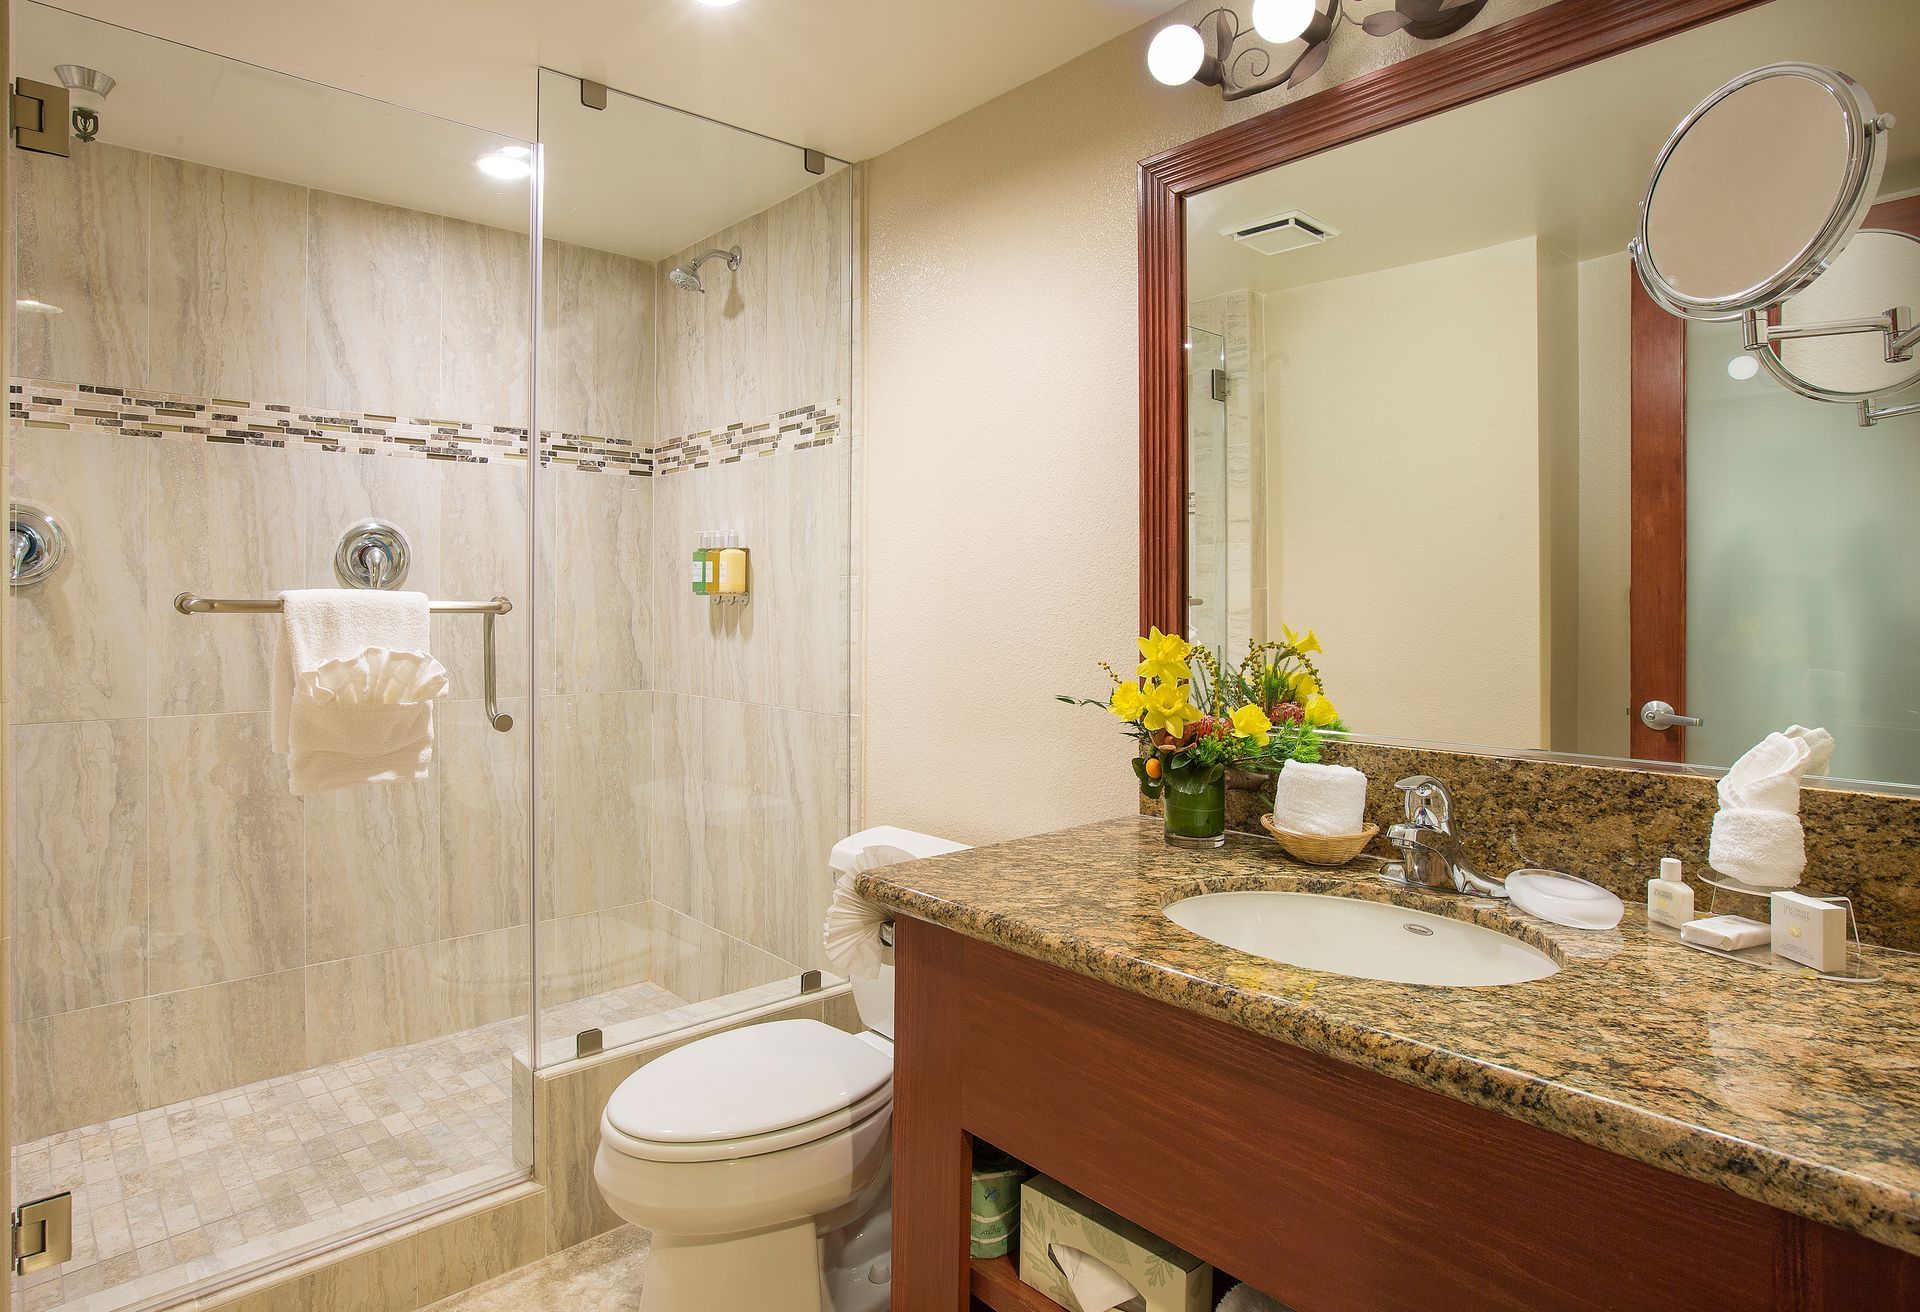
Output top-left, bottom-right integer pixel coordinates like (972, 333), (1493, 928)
(476, 145), (533, 180)
(1727, 354), (1761, 381)
(693, 0), (744, 7)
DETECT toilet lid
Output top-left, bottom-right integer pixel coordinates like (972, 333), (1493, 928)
(605, 1019), (893, 1144)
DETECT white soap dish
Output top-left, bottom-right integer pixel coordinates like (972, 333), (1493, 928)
(1504, 869), (1624, 930)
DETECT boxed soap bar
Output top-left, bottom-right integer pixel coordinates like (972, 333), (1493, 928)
(1018, 1175), (1211, 1312)
(1770, 890), (1847, 972)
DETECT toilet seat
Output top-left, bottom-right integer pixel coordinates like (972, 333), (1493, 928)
(603, 1081), (893, 1164)
(602, 1019), (894, 1165)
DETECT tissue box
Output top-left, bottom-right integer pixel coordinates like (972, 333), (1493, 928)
(1018, 1175), (1211, 1312)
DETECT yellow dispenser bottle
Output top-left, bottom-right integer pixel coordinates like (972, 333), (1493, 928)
(717, 531), (749, 597)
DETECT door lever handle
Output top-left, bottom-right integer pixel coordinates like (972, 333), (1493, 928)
(1640, 700), (1702, 731)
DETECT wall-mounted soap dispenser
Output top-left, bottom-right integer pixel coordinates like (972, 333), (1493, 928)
(716, 531), (749, 601)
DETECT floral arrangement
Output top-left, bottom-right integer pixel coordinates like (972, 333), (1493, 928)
(1058, 625), (1345, 800)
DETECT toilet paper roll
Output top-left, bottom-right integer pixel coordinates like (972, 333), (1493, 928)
(1049, 1244), (1145, 1312)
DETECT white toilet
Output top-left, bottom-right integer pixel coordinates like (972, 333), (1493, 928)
(595, 826), (969, 1312)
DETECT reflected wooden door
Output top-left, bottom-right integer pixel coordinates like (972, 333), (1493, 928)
(1627, 194), (1920, 763)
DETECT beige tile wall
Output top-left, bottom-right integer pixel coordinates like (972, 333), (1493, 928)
(6, 145), (653, 1141)
(644, 169), (855, 992)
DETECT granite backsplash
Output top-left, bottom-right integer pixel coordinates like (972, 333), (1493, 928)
(1144, 740), (1920, 952)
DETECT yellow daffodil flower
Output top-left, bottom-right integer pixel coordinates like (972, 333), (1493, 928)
(1282, 623), (1322, 656)
(1141, 679), (1203, 740)
(1288, 670), (1320, 700)
(1230, 704), (1272, 745)
(1108, 682), (1147, 722)
(1135, 627), (1193, 685)
(1303, 693), (1340, 727)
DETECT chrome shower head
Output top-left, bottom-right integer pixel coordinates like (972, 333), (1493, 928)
(668, 245), (742, 294)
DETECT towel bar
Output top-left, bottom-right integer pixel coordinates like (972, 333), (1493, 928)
(173, 592), (516, 733)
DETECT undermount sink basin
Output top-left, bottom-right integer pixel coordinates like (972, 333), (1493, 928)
(1163, 891), (1560, 987)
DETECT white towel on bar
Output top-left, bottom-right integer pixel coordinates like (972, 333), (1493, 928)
(271, 589), (446, 794)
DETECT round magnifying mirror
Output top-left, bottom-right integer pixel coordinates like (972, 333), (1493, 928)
(1757, 228), (1920, 403)
(1633, 63), (1889, 320)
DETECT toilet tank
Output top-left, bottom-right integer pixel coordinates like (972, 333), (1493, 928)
(828, 826), (970, 1038)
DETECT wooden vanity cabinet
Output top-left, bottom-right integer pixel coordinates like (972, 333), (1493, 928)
(889, 918), (1920, 1312)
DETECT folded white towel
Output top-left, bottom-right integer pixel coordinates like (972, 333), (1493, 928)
(1709, 807), (1807, 888)
(1786, 724), (1836, 777)
(1716, 731), (1811, 815)
(1218, 1283), (1294, 1312)
(1709, 727), (1830, 888)
(822, 875), (891, 980)
(1272, 760), (1368, 835)
(272, 589), (443, 794)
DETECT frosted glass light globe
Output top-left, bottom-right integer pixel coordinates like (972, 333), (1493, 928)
(1252, 0), (1317, 43)
(1148, 24), (1206, 86)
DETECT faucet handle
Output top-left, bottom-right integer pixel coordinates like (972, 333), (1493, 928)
(1394, 775), (1451, 829)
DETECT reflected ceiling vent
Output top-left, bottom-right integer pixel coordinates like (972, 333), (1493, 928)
(1227, 209), (1339, 255)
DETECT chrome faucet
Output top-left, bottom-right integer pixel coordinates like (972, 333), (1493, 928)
(1385, 775), (1507, 898)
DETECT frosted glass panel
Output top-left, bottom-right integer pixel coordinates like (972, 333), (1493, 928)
(1685, 318), (1920, 782)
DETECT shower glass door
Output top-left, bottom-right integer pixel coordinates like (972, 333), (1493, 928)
(8, 8), (536, 1308)
(531, 72), (857, 1065)
(1186, 326), (1230, 656)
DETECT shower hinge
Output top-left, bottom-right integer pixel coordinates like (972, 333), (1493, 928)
(800, 969), (823, 994)
(575, 1028), (604, 1059)
(12, 1192), (71, 1275)
(580, 79), (609, 111)
(1210, 368), (1229, 402)
(10, 78), (70, 157)
(803, 148), (826, 176)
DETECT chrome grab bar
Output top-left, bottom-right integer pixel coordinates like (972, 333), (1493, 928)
(173, 592), (515, 733)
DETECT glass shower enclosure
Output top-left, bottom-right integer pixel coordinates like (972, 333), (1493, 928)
(5, 10), (855, 1310)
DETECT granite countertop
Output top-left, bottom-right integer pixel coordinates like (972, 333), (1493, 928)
(853, 816), (1920, 1257)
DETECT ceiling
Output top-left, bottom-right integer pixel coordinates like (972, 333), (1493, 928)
(26, 0), (1173, 163)
(1187, 0), (1920, 300)
(15, 0), (1168, 259)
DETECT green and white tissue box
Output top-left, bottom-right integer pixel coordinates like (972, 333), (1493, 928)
(1017, 1175), (1211, 1312)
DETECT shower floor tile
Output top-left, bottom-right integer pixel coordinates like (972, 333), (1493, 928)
(12, 980), (688, 1312)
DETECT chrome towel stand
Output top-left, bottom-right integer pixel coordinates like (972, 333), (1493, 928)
(172, 592), (515, 732)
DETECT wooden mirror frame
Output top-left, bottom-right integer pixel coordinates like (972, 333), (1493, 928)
(1137, 0), (1776, 640)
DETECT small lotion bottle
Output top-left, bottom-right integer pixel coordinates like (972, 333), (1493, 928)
(691, 533), (710, 596)
(701, 532), (718, 594)
(1647, 856), (1694, 928)
(717, 531), (749, 596)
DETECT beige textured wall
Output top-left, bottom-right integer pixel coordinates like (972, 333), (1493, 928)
(1262, 238), (1546, 748)
(861, 0), (1555, 844)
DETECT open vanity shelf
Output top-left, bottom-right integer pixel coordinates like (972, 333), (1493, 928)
(969, 1255), (1063, 1312)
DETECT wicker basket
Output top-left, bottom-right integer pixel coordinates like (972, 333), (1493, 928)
(1259, 814), (1379, 867)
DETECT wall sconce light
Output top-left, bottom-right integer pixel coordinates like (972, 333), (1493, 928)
(1148, 0), (1489, 99)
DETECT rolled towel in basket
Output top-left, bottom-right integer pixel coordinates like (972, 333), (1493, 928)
(1272, 760), (1368, 835)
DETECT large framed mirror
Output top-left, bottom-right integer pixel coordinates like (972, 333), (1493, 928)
(1140, 0), (1920, 791)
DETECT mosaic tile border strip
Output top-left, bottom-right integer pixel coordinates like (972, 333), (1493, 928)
(8, 380), (842, 479)
(653, 402), (842, 475)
